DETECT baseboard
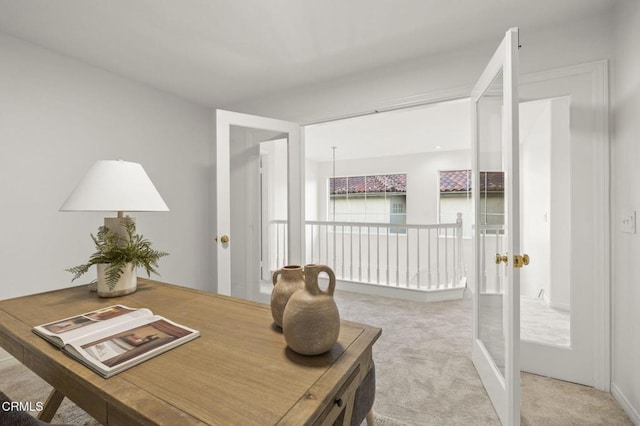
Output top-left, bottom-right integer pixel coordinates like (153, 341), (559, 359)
(334, 279), (465, 302)
(611, 382), (640, 425)
(549, 301), (571, 312)
(539, 289), (571, 312)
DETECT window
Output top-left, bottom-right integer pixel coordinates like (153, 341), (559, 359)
(439, 170), (504, 237)
(329, 174), (407, 229)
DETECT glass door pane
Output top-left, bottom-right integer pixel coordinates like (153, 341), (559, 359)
(477, 69), (507, 377)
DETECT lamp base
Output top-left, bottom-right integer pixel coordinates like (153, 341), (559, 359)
(104, 216), (136, 240)
(99, 216), (137, 297)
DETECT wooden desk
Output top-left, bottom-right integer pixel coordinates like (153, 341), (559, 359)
(0, 279), (380, 425)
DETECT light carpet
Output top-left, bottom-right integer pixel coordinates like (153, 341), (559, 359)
(0, 289), (632, 425)
(334, 290), (632, 425)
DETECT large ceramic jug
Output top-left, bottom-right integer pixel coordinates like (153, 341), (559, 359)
(271, 265), (305, 328)
(283, 264), (340, 355)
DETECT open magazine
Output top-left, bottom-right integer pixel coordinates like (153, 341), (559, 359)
(33, 305), (200, 378)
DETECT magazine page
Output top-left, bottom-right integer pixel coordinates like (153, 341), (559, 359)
(64, 315), (200, 377)
(33, 305), (152, 348)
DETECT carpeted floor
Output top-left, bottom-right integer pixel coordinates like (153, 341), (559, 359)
(334, 289), (632, 425)
(0, 289), (632, 425)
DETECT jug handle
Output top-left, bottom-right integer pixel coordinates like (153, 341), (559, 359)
(316, 265), (336, 296)
(272, 269), (282, 286)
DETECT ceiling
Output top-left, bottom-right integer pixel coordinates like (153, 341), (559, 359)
(305, 99), (471, 162)
(0, 0), (618, 108)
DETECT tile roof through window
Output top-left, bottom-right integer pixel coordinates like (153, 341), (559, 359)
(330, 174), (406, 195)
(439, 170), (504, 192)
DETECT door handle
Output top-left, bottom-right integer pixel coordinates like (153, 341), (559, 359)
(216, 235), (230, 244)
(495, 253), (529, 267)
(513, 254), (530, 268)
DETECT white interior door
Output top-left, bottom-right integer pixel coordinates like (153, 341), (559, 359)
(471, 28), (522, 426)
(214, 110), (303, 300)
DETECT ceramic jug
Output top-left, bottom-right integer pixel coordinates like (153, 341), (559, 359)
(271, 265), (305, 328)
(283, 264), (340, 355)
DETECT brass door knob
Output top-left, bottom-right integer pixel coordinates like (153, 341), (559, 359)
(216, 235), (230, 243)
(495, 253), (508, 265)
(514, 254), (530, 268)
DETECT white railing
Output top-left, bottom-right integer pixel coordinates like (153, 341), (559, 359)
(270, 213), (466, 291)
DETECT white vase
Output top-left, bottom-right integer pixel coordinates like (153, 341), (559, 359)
(97, 263), (137, 297)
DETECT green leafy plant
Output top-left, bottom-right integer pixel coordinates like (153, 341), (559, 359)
(67, 220), (169, 291)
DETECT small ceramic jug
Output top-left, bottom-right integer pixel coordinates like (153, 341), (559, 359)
(271, 265), (305, 328)
(283, 264), (340, 355)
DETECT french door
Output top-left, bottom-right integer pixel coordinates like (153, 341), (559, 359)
(214, 110), (304, 300)
(471, 28), (522, 425)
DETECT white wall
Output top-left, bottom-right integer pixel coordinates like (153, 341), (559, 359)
(305, 159), (320, 221)
(611, 0), (640, 422)
(520, 100), (552, 300)
(0, 33), (213, 301)
(548, 98), (571, 310)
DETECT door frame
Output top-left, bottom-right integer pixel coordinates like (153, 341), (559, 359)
(212, 109), (304, 296)
(517, 60), (610, 390)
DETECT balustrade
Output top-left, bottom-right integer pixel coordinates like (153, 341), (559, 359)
(270, 213), (466, 291)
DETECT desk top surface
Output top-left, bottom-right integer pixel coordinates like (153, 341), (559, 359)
(0, 279), (381, 425)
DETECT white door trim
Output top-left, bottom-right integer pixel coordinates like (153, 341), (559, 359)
(213, 109), (303, 296)
(519, 60), (610, 391)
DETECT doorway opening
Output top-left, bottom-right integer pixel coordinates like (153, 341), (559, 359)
(303, 99), (471, 301)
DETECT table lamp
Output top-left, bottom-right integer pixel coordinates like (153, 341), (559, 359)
(60, 159), (169, 234)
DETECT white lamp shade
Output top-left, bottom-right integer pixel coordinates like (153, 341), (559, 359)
(60, 160), (169, 212)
